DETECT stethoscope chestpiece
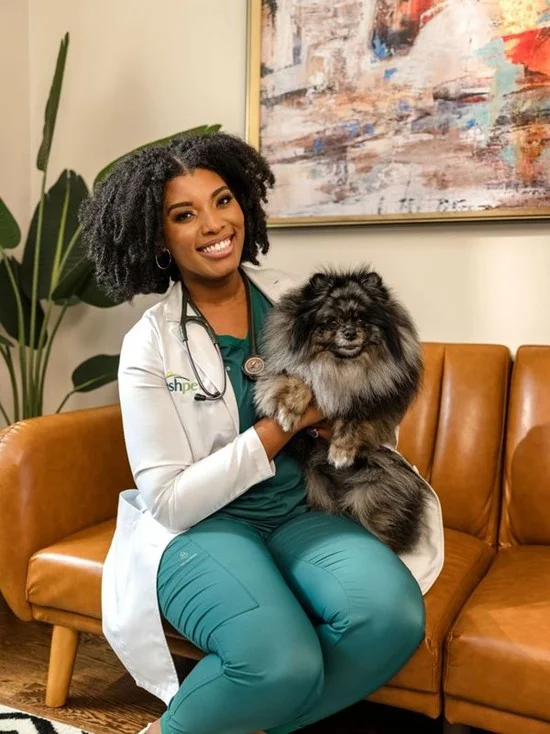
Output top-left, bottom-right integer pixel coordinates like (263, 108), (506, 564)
(242, 355), (266, 379)
(182, 270), (264, 402)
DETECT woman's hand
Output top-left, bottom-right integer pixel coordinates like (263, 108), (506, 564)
(295, 407), (334, 441)
(295, 404), (325, 432)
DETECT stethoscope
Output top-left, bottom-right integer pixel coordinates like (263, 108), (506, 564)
(180, 270), (266, 402)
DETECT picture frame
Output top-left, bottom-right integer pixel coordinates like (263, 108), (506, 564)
(245, 0), (550, 227)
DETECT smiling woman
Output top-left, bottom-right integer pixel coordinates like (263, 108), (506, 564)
(162, 169), (246, 285)
(78, 131), (428, 734)
(79, 132), (275, 302)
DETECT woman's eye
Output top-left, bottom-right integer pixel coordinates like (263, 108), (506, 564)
(174, 211), (193, 222)
(217, 194), (233, 207)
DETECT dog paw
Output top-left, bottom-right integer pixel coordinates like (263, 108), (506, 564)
(253, 376), (286, 418)
(276, 404), (302, 433)
(328, 443), (356, 469)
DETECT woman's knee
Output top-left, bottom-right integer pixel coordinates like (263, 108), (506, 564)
(378, 575), (425, 656)
(223, 607), (324, 715)
(346, 567), (426, 663)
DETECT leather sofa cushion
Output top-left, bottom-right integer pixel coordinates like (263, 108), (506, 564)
(398, 343), (510, 544)
(27, 519), (115, 619)
(499, 346), (550, 547)
(445, 546), (550, 721)
(387, 527), (493, 693)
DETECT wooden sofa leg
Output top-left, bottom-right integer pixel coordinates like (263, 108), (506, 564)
(45, 625), (80, 707)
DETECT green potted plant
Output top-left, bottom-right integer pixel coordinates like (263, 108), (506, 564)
(0, 32), (220, 426)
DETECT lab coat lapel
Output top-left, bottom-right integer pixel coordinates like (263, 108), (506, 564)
(168, 269), (296, 434)
(180, 298), (240, 433)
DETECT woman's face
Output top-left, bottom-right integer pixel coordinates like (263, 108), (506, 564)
(162, 168), (245, 283)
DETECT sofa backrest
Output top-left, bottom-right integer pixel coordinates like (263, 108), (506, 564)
(499, 346), (550, 548)
(398, 343), (511, 545)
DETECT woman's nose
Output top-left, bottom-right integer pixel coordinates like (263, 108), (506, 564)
(200, 207), (223, 234)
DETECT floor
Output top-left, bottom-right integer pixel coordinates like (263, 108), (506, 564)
(0, 597), (486, 734)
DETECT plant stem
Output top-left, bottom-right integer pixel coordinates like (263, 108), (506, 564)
(0, 248), (29, 418)
(51, 176), (70, 286)
(28, 166), (49, 416)
(58, 224), (81, 276)
(55, 376), (105, 414)
(0, 345), (20, 422)
(37, 300), (70, 411)
(34, 300), (53, 403)
(0, 398), (10, 426)
(33, 176), (72, 403)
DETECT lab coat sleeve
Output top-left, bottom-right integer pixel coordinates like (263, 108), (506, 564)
(117, 317), (276, 532)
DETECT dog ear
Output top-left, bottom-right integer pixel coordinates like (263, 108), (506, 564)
(307, 271), (335, 296)
(360, 270), (383, 290)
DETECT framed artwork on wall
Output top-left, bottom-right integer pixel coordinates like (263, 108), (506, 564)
(246, 0), (550, 226)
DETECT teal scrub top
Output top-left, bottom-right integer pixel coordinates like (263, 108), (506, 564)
(217, 282), (308, 533)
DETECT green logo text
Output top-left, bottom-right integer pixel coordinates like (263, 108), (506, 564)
(165, 372), (199, 395)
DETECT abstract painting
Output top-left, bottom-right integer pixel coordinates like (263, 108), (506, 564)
(246, 0), (550, 224)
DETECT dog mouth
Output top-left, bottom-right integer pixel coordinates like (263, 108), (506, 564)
(332, 344), (364, 359)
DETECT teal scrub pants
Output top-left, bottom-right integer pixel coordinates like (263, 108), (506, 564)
(157, 511), (425, 734)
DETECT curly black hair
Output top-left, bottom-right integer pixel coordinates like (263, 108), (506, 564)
(79, 132), (276, 301)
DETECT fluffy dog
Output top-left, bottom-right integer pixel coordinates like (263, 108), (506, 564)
(253, 266), (430, 553)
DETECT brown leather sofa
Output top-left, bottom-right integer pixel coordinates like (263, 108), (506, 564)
(0, 342), (547, 732)
(444, 346), (550, 734)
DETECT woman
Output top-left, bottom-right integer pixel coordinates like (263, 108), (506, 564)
(80, 132), (444, 734)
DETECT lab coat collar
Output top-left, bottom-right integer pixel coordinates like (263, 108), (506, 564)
(161, 264), (294, 323)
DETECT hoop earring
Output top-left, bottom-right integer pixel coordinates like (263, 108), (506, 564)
(155, 248), (172, 270)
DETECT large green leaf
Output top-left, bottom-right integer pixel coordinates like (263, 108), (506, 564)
(93, 124), (222, 187)
(72, 353), (120, 393)
(0, 257), (46, 347)
(50, 258), (91, 303)
(77, 270), (125, 308)
(51, 260), (124, 308)
(21, 170), (88, 301)
(0, 199), (21, 249)
(36, 33), (69, 172)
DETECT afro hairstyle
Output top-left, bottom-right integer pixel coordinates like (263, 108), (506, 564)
(79, 132), (276, 301)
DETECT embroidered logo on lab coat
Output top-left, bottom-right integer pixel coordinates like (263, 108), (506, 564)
(165, 372), (199, 395)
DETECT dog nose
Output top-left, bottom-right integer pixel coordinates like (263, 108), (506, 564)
(343, 326), (357, 340)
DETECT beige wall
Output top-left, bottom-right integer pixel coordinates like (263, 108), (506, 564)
(0, 0), (29, 224)
(0, 0), (30, 420)
(2, 0), (550, 419)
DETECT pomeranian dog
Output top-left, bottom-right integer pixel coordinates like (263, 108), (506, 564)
(253, 266), (430, 554)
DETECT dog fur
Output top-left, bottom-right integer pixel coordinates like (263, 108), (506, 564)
(253, 266), (430, 553)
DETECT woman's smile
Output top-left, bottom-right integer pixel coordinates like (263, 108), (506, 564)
(197, 234), (234, 260)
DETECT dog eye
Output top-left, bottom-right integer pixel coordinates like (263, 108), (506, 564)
(326, 318), (337, 329)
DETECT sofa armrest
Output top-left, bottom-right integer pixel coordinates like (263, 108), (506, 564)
(0, 404), (132, 621)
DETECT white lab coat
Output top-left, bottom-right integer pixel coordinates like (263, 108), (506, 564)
(101, 264), (444, 706)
